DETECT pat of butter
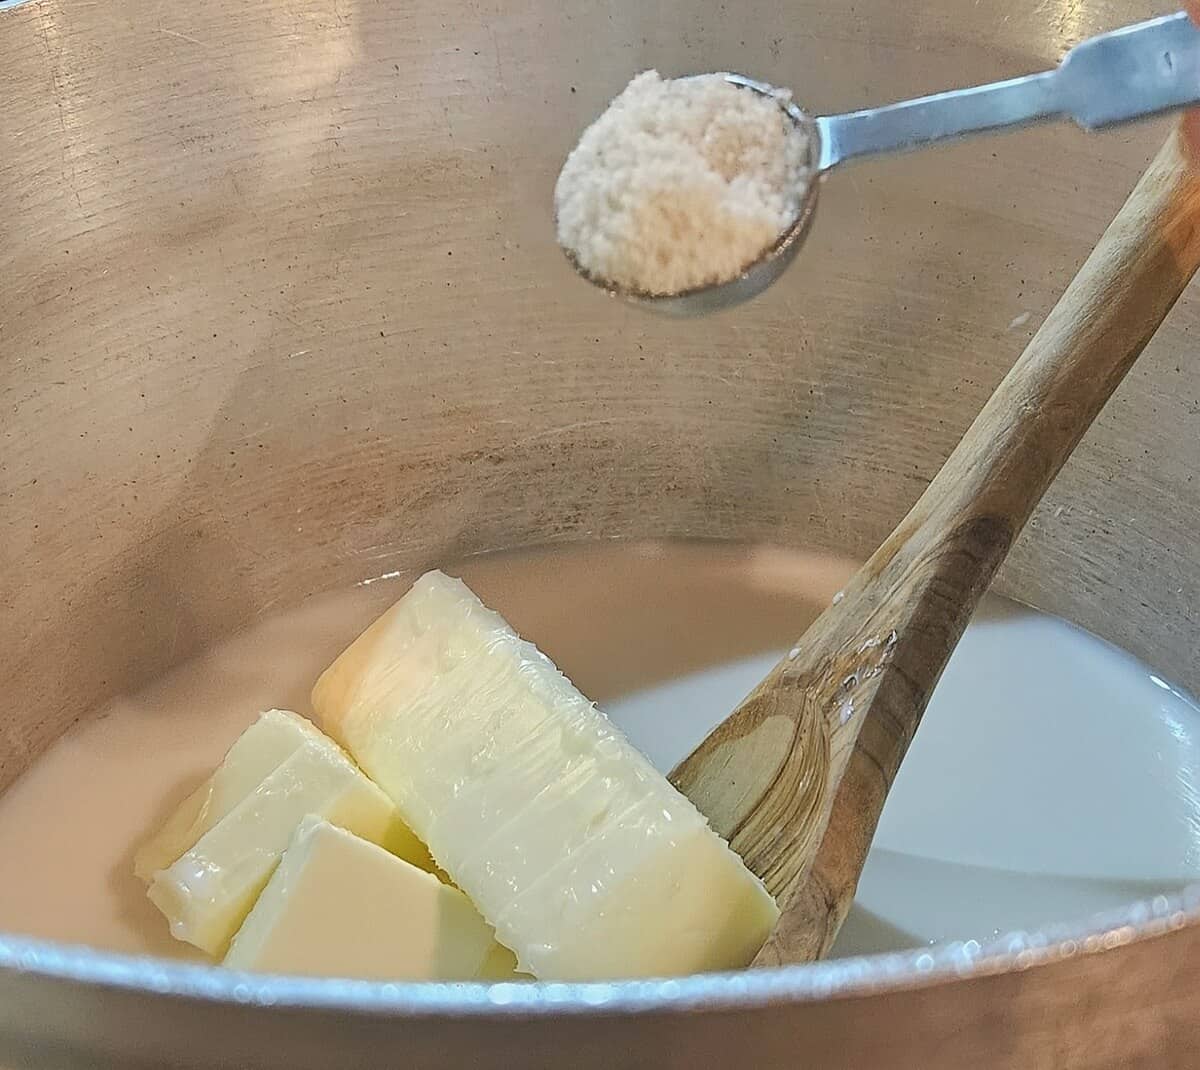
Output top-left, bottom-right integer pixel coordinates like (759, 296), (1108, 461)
(312, 571), (778, 980)
(135, 709), (325, 881)
(146, 713), (427, 956)
(225, 817), (505, 980)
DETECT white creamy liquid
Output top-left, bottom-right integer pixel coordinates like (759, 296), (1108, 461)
(0, 542), (1197, 965)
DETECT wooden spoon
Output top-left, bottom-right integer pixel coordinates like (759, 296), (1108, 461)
(671, 129), (1200, 965)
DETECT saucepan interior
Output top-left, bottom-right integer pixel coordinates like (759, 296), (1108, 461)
(3, 0), (1200, 1066)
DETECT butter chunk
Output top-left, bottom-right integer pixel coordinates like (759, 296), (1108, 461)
(225, 817), (502, 980)
(312, 570), (778, 980)
(135, 709), (326, 882)
(146, 715), (426, 957)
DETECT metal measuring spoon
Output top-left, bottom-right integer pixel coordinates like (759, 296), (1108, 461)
(573, 11), (1200, 315)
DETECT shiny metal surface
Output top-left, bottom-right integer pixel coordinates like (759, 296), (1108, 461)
(2, 883), (1200, 1068)
(4, 0), (1200, 1065)
(819, 11), (1200, 169)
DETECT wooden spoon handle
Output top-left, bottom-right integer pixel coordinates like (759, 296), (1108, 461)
(885, 128), (1200, 559)
(783, 128), (1200, 962)
(672, 128), (1200, 966)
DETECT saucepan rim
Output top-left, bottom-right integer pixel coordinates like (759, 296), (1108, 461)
(1, 882), (1196, 1017)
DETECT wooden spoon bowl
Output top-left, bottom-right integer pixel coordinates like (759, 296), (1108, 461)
(673, 129), (1200, 964)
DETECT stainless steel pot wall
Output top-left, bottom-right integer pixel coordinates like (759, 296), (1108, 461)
(3, 0), (1200, 1066)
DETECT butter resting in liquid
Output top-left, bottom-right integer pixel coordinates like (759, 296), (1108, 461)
(312, 570), (779, 980)
(141, 709), (427, 956)
(225, 816), (506, 980)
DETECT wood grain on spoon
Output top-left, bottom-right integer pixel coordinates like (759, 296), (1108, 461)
(671, 129), (1200, 965)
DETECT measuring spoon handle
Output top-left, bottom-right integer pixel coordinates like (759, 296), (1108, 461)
(817, 11), (1200, 170)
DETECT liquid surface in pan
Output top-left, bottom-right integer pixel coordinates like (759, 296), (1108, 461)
(0, 541), (1196, 965)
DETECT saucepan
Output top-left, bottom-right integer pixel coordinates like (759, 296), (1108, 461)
(2, 0), (1199, 1065)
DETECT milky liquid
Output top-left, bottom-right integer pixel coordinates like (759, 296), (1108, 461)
(0, 542), (1198, 965)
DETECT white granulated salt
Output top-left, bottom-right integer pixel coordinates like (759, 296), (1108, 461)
(554, 70), (811, 297)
